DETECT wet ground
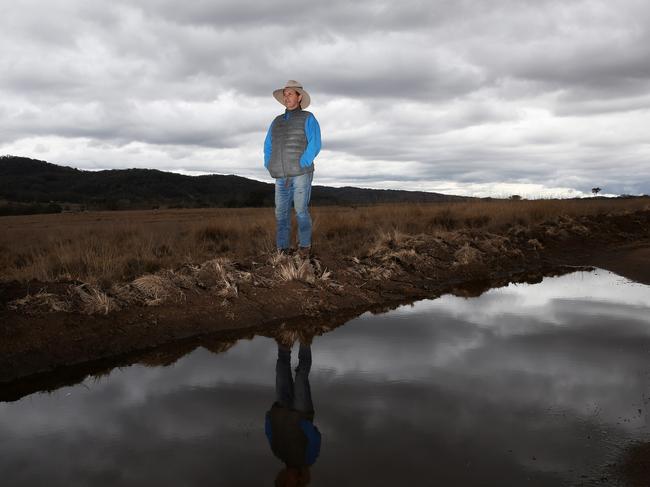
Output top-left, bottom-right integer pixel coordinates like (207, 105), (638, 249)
(1, 269), (650, 486)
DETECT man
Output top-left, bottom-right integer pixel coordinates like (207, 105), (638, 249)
(265, 330), (321, 487)
(264, 80), (321, 257)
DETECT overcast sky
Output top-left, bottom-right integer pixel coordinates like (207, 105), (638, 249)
(2, 1), (649, 197)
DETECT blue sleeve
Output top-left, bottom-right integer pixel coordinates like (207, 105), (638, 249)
(265, 413), (272, 445)
(264, 121), (274, 168)
(299, 114), (321, 168)
(300, 420), (321, 465)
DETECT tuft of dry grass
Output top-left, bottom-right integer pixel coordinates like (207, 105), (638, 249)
(8, 290), (71, 314)
(454, 244), (483, 266)
(272, 252), (334, 285)
(132, 274), (184, 306)
(369, 228), (408, 256)
(7, 283), (118, 314)
(277, 257), (316, 284)
(270, 322), (335, 348)
(196, 258), (239, 297)
(72, 284), (119, 315)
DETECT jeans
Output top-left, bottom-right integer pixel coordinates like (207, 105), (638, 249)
(275, 344), (314, 414)
(274, 172), (313, 250)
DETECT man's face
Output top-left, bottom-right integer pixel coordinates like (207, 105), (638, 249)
(283, 88), (302, 110)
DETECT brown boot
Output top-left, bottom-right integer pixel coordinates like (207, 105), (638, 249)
(297, 246), (312, 259)
(275, 329), (297, 349)
(298, 328), (314, 346)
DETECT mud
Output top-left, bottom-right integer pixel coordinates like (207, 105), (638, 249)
(1, 209), (649, 389)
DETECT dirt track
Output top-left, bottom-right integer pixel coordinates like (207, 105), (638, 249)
(1, 209), (649, 392)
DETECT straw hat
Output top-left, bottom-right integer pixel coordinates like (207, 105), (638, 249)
(273, 80), (311, 109)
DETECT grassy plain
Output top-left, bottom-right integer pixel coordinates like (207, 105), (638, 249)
(1, 198), (648, 286)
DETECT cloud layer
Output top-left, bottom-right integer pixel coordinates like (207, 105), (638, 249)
(2, 0), (649, 196)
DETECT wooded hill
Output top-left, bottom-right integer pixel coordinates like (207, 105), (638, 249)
(0, 155), (462, 215)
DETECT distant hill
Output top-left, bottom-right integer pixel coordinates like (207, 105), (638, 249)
(0, 155), (463, 215)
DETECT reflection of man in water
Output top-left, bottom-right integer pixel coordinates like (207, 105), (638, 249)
(265, 332), (321, 487)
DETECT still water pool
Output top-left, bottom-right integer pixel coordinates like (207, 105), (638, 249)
(2, 269), (650, 486)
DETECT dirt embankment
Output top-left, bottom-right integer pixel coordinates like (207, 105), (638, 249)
(1, 209), (649, 389)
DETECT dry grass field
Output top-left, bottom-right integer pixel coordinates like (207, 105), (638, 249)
(1, 198), (648, 286)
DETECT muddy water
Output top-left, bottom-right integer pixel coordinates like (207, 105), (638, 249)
(2, 269), (650, 486)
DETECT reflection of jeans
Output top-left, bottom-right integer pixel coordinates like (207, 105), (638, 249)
(274, 172), (313, 250)
(275, 344), (314, 414)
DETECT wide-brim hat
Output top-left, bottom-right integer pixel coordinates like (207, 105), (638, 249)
(273, 80), (311, 109)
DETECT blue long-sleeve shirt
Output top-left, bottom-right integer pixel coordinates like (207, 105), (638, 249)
(264, 111), (321, 169)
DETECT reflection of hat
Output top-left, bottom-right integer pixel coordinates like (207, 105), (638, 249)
(273, 80), (311, 109)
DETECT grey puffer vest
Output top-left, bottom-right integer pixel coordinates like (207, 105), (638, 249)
(267, 404), (311, 467)
(268, 109), (313, 178)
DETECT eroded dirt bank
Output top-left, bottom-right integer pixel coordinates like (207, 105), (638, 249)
(1, 209), (649, 389)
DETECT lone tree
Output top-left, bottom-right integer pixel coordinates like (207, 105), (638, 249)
(592, 187), (601, 196)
